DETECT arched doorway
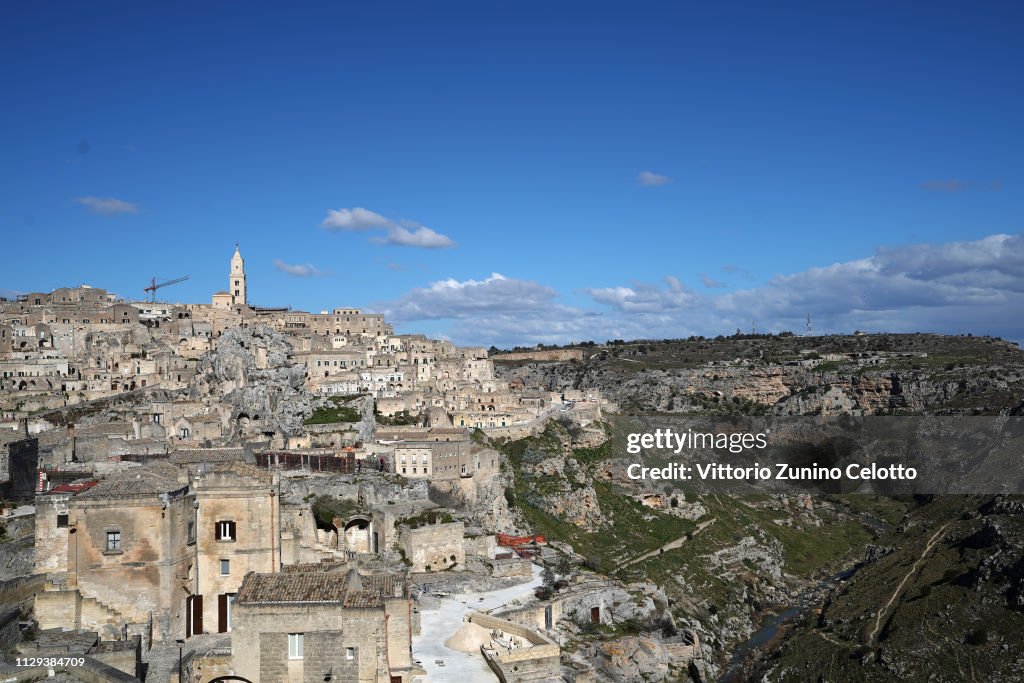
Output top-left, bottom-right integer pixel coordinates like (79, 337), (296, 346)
(343, 516), (373, 554)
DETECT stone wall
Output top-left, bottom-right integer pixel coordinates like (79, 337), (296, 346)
(466, 611), (560, 683)
(0, 573), (44, 608)
(492, 559), (532, 579)
(465, 534), (496, 558)
(37, 490), (195, 642)
(195, 468), (277, 632)
(232, 599), (413, 683)
(398, 522), (464, 573)
(34, 493), (71, 574)
(0, 607), (20, 652)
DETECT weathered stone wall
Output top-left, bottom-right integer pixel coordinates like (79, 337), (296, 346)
(195, 469), (277, 632)
(34, 493), (71, 574)
(0, 607), (20, 652)
(490, 558), (532, 579)
(302, 631), (359, 683)
(467, 611), (560, 683)
(465, 534), (496, 558)
(398, 522), (464, 573)
(0, 574), (44, 610)
(42, 491), (195, 641)
(232, 599), (413, 683)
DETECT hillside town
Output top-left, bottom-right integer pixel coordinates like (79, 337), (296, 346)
(0, 247), (632, 683)
(3, 248), (1024, 683)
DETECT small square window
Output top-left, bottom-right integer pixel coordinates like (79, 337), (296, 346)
(215, 520), (236, 541)
(106, 531), (121, 552)
(57, 514), (69, 528)
(345, 647), (354, 660)
(220, 559), (230, 575)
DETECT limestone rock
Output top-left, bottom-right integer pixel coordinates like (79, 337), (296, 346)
(598, 636), (670, 682)
(190, 324), (312, 438)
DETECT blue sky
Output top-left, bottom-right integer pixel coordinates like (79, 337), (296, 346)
(2, 1), (1022, 345)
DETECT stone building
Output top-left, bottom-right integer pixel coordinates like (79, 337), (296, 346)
(33, 461), (282, 644)
(193, 462), (279, 635)
(34, 470), (194, 643)
(230, 568), (417, 683)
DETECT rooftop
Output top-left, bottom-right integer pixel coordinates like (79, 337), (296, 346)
(169, 447), (246, 464)
(236, 572), (346, 604)
(75, 472), (186, 499)
(237, 569), (406, 607)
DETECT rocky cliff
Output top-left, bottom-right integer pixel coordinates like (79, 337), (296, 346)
(497, 334), (1024, 416)
(190, 324), (312, 437)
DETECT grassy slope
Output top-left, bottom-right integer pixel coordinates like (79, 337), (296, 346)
(499, 420), (908, 644)
(760, 496), (1024, 682)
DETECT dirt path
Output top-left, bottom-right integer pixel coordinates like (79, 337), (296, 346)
(617, 518), (716, 570)
(867, 522), (951, 644)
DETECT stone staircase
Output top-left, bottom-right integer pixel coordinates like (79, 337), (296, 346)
(78, 584), (148, 631)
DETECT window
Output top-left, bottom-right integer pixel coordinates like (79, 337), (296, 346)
(57, 513), (68, 528)
(346, 647), (354, 660)
(215, 520), (236, 541)
(106, 531), (121, 552)
(187, 521), (196, 544)
(288, 633), (304, 659)
(220, 559), (230, 576)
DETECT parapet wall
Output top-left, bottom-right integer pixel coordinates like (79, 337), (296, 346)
(466, 611), (560, 658)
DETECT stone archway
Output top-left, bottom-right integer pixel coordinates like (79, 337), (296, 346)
(343, 516), (372, 554)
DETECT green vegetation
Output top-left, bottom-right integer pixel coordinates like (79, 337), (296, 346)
(755, 495), (1024, 682)
(498, 418), (910, 628)
(311, 495), (363, 528)
(398, 509), (455, 529)
(375, 410), (419, 426)
(304, 403), (360, 425)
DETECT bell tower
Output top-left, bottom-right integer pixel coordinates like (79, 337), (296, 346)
(230, 243), (246, 306)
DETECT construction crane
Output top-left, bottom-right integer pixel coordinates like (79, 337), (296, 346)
(144, 276), (189, 303)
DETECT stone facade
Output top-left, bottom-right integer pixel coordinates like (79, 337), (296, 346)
(398, 521), (465, 573)
(231, 569), (415, 683)
(194, 462), (279, 634)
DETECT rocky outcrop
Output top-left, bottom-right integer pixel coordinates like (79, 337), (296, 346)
(496, 339), (1024, 416)
(191, 325), (312, 437)
(598, 636), (670, 682)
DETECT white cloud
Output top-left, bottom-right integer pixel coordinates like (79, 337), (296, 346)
(321, 207), (391, 231)
(637, 171), (671, 187)
(378, 273), (558, 322)
(322, 207), (456, 249)
(712, 234), (1024, 335)
(373, 223), (457, 249)
(374, 234), (1024, 346)
(76, 196), (139, 215)
(585, 276), (697, 313)
(273, 260), (324, 277)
